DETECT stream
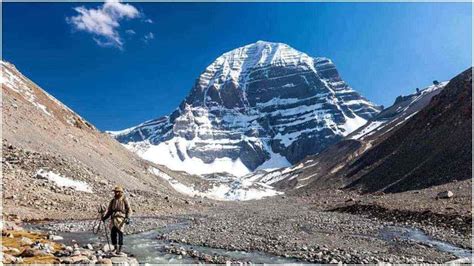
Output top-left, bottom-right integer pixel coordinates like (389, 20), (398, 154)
(380, 226), (473, 262)
(29, 220), (472, 264)
(29, 221), (301, 264)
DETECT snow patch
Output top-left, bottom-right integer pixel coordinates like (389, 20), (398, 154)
(127, 138), (251, 177)
(36, 169), (93, 193)
(255, 143), (291, 171)
(351, 120), (386, 140)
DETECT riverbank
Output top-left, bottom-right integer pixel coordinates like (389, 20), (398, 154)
(2, 220), (140, 264)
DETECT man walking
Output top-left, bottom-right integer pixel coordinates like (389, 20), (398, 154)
(102, 186), (132, 255)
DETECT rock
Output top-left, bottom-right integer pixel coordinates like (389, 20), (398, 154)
(60, 255), (90, 264)
(110, 256), (139, 265)
(48, 234), (64, 241)
(5, 247), (21, 254)
(86, 243), (94, 250)
(98, 258), (113, 264)
(437, 190), (454, 199)
(3, 253), (17, 263)
(54, 250), (71, 257)
(102, 244), (115, 252)
(20, 247), (45, 257)
(20, 236), (33, 246)
(41, 243), (55, 253)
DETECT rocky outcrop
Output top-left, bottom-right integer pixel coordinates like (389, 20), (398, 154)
(112, 41), (380, 177)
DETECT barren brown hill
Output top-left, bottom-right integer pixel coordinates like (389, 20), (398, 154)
(2, 61), (203, 220)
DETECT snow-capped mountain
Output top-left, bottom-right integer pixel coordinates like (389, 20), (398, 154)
(111, 41), (381, 177)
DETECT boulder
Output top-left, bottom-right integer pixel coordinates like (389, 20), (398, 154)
(102, 244), (115, 252)
(3, 253), (16, 263)
(20, 247), (45, 257)
(20, 236), (33, 246)
(7, 247), (21, 254)
(48, 234), (64, 241)
(97, 258), (113, 264)
(437, 190), (454, 199)
(110, 256), (139, 265)
(60, 255), (90, 264)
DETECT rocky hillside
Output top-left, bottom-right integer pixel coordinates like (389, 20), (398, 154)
(243, 80), (447, 190)
(111, 41), (381, 177)
(1, 61), (201, 220)
(345, 68), (472, 193)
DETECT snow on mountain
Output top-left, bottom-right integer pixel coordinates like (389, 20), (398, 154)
(349, 81), (448, 141)
(148, 167), (282, 201)
(111, 41), (381, 177)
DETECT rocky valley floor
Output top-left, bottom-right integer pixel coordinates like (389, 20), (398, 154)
(3, 180), (472, 264)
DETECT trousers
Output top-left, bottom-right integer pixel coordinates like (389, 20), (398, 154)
(110, 226), (123, 246)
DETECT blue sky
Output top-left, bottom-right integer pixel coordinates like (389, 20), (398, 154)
(3, 2), (472, 131)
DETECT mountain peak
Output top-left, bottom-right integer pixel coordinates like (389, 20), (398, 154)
(113, 42), (381, 177)
(198, 41), (315, 93)
(217, 41), (310, 68)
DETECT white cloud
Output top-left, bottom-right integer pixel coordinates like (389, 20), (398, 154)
(67, 0), (143, 49)
(144, 18), (154, 24)
(125, 29), (136, 35)
(143, 32), (154, 43)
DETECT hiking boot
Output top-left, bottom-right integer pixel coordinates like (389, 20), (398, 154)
(115, 245), (125, 256)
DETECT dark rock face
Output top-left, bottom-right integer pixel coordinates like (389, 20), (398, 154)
(111, 41), (381, 176)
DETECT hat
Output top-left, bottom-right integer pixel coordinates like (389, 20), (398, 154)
(113, 186), (124, 192)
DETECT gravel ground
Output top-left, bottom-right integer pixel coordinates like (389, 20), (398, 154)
(161, 197), (468, 264)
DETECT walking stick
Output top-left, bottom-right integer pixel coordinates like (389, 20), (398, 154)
(94, 205), (111, 250)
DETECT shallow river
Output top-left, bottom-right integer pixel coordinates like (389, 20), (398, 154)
(380, 226), (472, 261)
(30, 221), (472, 264)
(31, 221), (301, 264)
